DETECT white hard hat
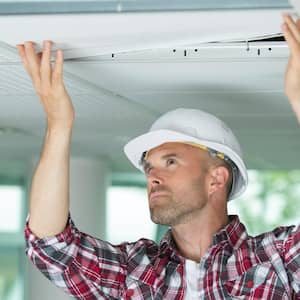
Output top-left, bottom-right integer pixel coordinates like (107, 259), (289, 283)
(124, 108), (248, 200)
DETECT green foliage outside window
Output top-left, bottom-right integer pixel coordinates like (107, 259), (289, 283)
(228, 170), (300, 236)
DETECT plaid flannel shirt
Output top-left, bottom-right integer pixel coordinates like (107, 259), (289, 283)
(25, 215), (300, 299)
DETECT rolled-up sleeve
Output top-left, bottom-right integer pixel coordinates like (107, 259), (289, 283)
(25, 216), (127, 299)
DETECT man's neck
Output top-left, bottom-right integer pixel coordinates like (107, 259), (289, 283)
(170, 210), (229, 262)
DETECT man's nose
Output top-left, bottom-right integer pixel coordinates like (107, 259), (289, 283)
(147, 168), (163, 185)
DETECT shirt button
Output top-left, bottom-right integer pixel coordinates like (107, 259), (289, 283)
(126, 289), (134, 297)
(246, 280), (254, 288)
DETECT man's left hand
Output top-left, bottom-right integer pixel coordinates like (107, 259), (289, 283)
(282, 13), (300, 123)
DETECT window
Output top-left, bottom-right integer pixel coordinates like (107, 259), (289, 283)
(0, 184), (25, 300)
(106, 185), (157, 244)
(0, 186), (23, 233)
(229, 170), (300, 235)
(0, 248), (23, 300)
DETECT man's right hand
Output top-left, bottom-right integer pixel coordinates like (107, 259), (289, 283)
(17, 40), (74, 129)
(17, 41), (74, 238)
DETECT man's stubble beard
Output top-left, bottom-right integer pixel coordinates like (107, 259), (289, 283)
(150, 194), (190, 226)
(149, 177), (207, 226)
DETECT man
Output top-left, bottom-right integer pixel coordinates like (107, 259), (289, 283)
(19, 14), (300, 299)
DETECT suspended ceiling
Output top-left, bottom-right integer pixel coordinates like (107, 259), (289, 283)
(0, 6), (299, 180)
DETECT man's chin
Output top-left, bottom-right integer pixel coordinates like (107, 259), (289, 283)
(150, 210), (173, 226)
(150, 217), (171, 226)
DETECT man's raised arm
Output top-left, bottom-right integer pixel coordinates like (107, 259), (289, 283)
(282, 14), (300, 123)
(17, 41), (74, 238)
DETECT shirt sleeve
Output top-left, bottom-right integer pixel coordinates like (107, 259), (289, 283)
(25, 215), (127, 299)
(282, 224), (300, 297)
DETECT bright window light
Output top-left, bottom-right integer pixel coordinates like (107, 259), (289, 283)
(106, 186), (157, 244)
(0, 186), (23, 233)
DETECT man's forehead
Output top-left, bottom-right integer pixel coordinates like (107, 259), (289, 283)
(146, 142), (194, 158)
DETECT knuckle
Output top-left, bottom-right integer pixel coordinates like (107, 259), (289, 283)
(40, 61), (50, 70)
(52, 72), (62, 82)
(39, 86), (52, 98)
(35, 87), (42, 95)
(40, 57), (50, 65)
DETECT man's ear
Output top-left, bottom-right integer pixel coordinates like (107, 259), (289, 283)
(207, 165), (230, 196)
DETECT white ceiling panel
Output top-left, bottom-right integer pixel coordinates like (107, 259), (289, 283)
(0, 9), (299, 179)
(0, 9), (287, 59)
(63, 46), (287, 93)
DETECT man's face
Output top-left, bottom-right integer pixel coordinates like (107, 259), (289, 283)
(143, 142), (211, 226)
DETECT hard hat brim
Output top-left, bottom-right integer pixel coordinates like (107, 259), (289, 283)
(124, 129), (248, 200)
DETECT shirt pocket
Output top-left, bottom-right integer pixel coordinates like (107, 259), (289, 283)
(223, 262), (273, 298)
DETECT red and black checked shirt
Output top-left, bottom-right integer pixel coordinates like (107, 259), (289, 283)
(25, 215), (300, 299)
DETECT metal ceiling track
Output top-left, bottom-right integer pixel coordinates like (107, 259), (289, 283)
(0, 0), (291, 15)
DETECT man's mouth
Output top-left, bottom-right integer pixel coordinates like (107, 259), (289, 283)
(149, 191), (170, 201)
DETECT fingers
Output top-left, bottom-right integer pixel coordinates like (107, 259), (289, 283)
(282, 14), (300, 56)
(16, 44), (29, 72)
(282, 22), (300, 54)
(23, 41), (41, 83)
(16, 40), (64, 89)
(40, 40), (52, 86)
(52, 49), (64, 85)
(296, 18), (300, 30)
(283, 14), (300, 42)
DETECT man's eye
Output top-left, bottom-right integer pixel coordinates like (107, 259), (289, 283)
(166, 158), (176, 166)
(145, 166), (152, 174)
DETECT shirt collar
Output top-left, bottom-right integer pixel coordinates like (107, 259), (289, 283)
(159, 229), (183, 263)
(212, 215), (248, 249)
(159, 215), (248, 258)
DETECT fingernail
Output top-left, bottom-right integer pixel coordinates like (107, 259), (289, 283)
(24, 41), (36, 46)
(282, 23), (288, 31)
(282, 12), (290, 19)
